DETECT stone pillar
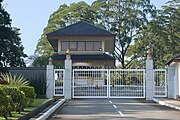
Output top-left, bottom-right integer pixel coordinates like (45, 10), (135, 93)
(145, 48), (154, 100)
(64, 49), (72, 99)
(146, 59), (154, 100)
(46, 65), (54, 98)
(167, 66), (175, 99)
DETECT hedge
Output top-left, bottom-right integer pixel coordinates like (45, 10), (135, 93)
(18, 86), (36, 106)
(0, 85), (36, 119)
(0, 88), (14, 119)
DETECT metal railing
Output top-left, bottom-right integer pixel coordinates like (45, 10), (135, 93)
(54, 69), (65, 96)
(153, 69), (167, 97)
(73, 69), (145, 98)
(109, 69), (145, 98)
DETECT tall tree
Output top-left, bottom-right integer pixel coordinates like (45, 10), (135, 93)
(35, 0), (155, 68)
(91, 0), (155, 68)
(0, 0), (27, 67)
(126, 0), (180, 68)
(35, 1), (96, 56)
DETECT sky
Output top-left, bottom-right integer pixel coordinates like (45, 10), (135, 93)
(3, 0), (168, 57)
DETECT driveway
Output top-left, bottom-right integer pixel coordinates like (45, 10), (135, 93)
(50, 99), (180, 120)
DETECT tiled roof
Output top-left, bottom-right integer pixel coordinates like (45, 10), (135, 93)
(47, 21), (114, 36)
(51, 53), (115, 61)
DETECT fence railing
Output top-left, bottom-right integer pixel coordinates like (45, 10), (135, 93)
(54, 69), (65, 96)
(153, 69), (167, 97)
(72, 69), (146, 98)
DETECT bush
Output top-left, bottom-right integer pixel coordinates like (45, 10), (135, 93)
(18, 86), (36, 106)
(1, 85), (27, 113)
(0, 88), (14, 120)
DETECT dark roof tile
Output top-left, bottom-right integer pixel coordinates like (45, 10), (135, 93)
(51, 53), (115, 61)
(47, 21), (114, 36)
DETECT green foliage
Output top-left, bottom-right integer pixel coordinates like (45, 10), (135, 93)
(0, 88), (13, 120)
(35, 1), (97, 57)
(126, 0), (180, 68)
(0, 85), (37, 119)
(18, 86), (36, 106)
(0, 0), (27, 67)
(0, 73), (29, 86)
(35, 0), (155, 68)
(35, 0), (179, 68)
(1, 86), (27, 114)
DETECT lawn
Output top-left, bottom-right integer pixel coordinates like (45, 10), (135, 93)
(0, 98), (48, 120)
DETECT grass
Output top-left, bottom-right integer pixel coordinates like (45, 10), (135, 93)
(0, 98), (48, 120)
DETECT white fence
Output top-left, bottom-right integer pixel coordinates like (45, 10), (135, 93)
(54, 69), (65, 96)
(53, 68), (167, 98)
(72, 69), (145, 98)
(73, 69), (108, 98)
(153, 69), (167, 97)
(109, 69), (145, 98)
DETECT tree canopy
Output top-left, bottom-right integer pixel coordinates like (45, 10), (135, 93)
(126, 0), (180, 68)
(0, 0), (27, 67)
(35, 0), (180, 68)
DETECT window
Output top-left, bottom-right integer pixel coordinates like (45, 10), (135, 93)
(61, 41), (102, 51)
(61, 42), (69, 51)
(78, 42), (85, 51)
(69, 42), (77, 51)
(94, 42), (101, 51)
(86, 42), (94, 51)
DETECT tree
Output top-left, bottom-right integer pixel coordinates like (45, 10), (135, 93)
(35, 0), (155, 68)
(126, 0), (180, 68)
(35, 1), (96, 56)
(91, 0), (155, 68)
(0, 0), (27, 67)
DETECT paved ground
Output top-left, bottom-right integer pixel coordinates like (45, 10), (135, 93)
(50, 99), (180, 120)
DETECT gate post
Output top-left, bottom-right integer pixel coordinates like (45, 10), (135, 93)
(46, 58), (54, 98)
(167, 66), (176, 99)
(64, 50), (72, 99)
(146, 49), (154, 100)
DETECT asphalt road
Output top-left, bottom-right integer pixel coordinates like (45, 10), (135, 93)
(50, 99), (180, 120)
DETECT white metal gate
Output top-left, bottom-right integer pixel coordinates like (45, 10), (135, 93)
(153, 69), (167, 97)
(73, 69), (108, 98)
(109, 69), (145, 98)
(73, 69), (145, 98)
(54, 69), (65, 96)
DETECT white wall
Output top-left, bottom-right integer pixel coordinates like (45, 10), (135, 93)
(168, 62), (180, 99)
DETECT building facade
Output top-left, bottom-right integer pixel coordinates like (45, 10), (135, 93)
(47, 21), (115, 67)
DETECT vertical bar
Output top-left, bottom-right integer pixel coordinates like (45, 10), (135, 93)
(72, 69), (75, 98)
(108, 69), (110, 98)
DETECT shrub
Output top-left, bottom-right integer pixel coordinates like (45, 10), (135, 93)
(0, 73), (29, 86)
(1, 85), (27, 113)
(0, 88), (14, 120)
(18, 86), (36, 106)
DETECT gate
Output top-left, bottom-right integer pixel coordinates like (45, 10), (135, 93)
(72, 69), (145, 98)
(73, 69), (108, 98)
(54, 69), (65, 96)
(153, 69), (167, 97)
(109, 69), (145, 98)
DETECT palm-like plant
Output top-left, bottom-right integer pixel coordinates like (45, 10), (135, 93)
(0, 73), (29, 86)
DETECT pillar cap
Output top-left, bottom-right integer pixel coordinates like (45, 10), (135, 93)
(66, 49), (71, 60)
(48, 57), (52, 65)
(66, 49), (71, 55)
